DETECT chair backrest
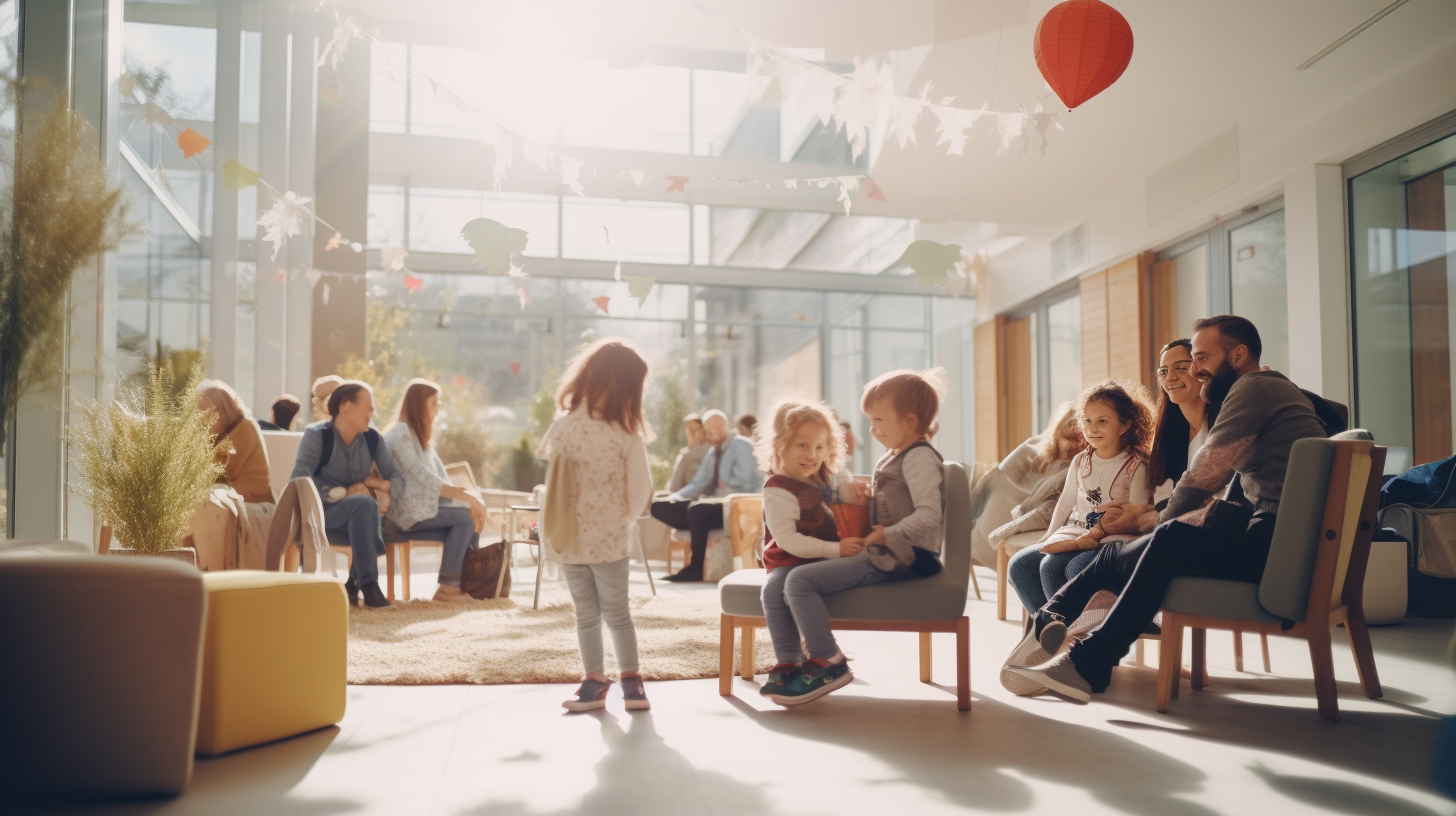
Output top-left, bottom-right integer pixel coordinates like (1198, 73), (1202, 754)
(942, 461), (972, 594)
(260, 431), (304, 503)
(1258, 439), (1377, 622)
(727, 494), (764, 565)
(444, 461), (478, 490)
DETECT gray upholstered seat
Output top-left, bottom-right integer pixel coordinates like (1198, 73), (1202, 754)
(1161, 437), (1338, 624)
(718, 461), (972, 622)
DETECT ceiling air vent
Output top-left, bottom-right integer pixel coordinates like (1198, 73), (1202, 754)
(1050, 223), (1088, 280)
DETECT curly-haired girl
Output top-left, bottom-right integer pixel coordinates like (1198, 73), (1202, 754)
(1005, 380), (1153, 622)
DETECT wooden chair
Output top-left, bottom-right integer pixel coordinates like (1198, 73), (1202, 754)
(718, 462), (973, 711)
(380, 460), (486, 602)
(996, 532), (1041, 621)
(1155, 438), (1386, 722)
(665, 494), (758, 580)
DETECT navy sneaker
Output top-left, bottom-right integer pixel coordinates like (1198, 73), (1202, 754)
(767, 658), (852, 706)
(759, 663), (802, 698)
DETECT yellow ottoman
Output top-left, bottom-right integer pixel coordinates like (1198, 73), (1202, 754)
(197, 571), (347, 756)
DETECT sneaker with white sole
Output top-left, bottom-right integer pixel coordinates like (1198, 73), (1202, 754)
(620, 676), (650, 711)
(767, 658), (852, 706)
(1067, 590), (1118, 638)
(1000, 617), (1067, 696)
(562, 678), (613, 712)
(1007, 651), (1092, 702)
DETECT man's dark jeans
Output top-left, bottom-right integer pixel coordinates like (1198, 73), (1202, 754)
(649, 499), (724, 574)
(1040, 513), (1278, 692)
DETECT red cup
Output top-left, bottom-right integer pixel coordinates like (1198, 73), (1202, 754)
(831, 504), (870, 540)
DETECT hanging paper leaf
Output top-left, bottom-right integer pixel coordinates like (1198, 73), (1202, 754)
(664, 175), (688, 194)
(831, 57), (892, 161)
(592, 295), (611, 313)
(255, 191), (313, 261)
(154, 156), (173, 194)
(322, 283), (331, 305)
(863, 177), (886, 202)
(306, 268), (323, 287)
(894, 240), (964, 287)
(491, 136), (514, 191)
(142, 101), (174, 132)
(613, 260), (622, 281)
(273, 270), (287, 282)
(460, 218), (529, 275)
(513, 275), (532, 309)
(622, 170), (646, 186)
(783, 179), (798, 190)
(319, 14), (376, 72)
(350, 241), (364, 253)
(222, 159), (260, 191)
(325, 231), (343, 251)
(933, 105), (982, 157)
(119, 72), (136, 100)
(625, 276), (654, 307)
(509, 361), (522, 375)
(380, 246), (409, 272)
(835, 177), (861, 216)
(997, 112), (1028, 155)
(521, 140), (554, 170)
(177, 128), (211, 159)
(403, 273), (424, 294)
(560, 158), (587, 197)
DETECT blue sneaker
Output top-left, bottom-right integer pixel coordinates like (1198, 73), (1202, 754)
(759, 663), (802, 698)
(563, 678), (613, 712)
(767, 658), (852, 706)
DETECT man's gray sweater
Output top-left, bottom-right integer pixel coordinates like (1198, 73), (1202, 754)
(1162, 370), (1327, 521)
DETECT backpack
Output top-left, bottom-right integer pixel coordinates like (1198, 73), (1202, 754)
(1382, 455), (1456, 510)
(314, 422), (381, 477)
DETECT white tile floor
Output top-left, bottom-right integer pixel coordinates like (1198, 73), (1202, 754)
(29, 556), (1456, 816)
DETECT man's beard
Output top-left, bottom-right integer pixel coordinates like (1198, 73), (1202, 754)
(1200, 361), (1240, 409)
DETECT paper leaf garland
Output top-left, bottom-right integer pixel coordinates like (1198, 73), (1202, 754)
(222, 159), (260, 191)
(325, 231), (342, 251)
(513, 275), (532, 309)
(460, 218), (529, 275)
(177, 128), (210, 159)
(490, 137), (514, 191)
(560, 158), (586, 197)
(834, 177), (860, 216)
(403, 273), (424, 294)
(380, 246), (409, 272)
(613, 260), (622, 281)
(256, 191), (313, 261)
(625, 276), (655, 307)
(665, 175), (688, 194)
(322, 283), (331, 305)
(142, 101), (174, 132)
(592, 296), (611, 313)
(306, 269), (323, 287)
(623, 170), (646, 186)
(119, 72), (136, 100)
(895, 240), (964, 287)
(319, 14), (376, 72)
(863, 177), (886, 202)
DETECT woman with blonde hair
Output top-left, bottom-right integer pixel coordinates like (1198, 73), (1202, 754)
(190, 380), (276, 569)
(969, 401), (1084, 569)
(384, 378), (489, 602)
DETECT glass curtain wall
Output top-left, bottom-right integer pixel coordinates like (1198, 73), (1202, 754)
(1229, 210), (1288, 372)
(1350, 129), (1456, 472)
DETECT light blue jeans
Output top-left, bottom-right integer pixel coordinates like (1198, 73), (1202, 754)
(562, 558), (640, 675)
(764, 551), (912, 662)
(1006, 541), (1099, 616)
(402, 506), (478, 586)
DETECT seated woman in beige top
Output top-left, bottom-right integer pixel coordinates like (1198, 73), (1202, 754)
(189, 380), (276, 568)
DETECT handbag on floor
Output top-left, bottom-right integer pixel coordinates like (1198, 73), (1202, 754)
(460, 541), (513, 600)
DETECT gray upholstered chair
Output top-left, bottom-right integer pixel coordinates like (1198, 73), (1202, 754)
(717, 462), (973, 710)
(0, 541), (206, 798)
(1156, 437), (1386, 722)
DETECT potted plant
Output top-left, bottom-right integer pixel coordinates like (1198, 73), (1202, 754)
(69, 366), (227, 564)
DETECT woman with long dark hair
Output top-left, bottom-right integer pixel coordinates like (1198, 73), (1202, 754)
(1147, 338), (1210, 503)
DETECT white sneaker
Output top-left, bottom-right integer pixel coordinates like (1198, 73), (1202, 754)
(1008, 652), (1092, 703)
(1000, 618), (1067, 696)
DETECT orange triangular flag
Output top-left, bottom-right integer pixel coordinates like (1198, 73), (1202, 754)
(592, 295), (610, 313)
(178, 128), (211, 159)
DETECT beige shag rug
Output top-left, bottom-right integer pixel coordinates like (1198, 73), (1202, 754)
(347, 586), (776, 685)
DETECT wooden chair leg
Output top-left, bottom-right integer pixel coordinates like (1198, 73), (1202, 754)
(1346, 615), (1383, 699)
(1233, 627), (1244, 672)
(1156, 621), (1180, 712)
(996, 542), (1009, 621)
(1260, 633), (1272, 673)
(1308, 624), (1341, 722)
(969, 564), (982, 600)
(740, 627), (756, 680)
(401, 543), (412, 601)
(719, 615), (734, 696)
(385, 546), (396, 602)
(955, 616), (971, 712)
(666, 542), (675, 576)
(284, 545), (300, 573)
(1134, 638), (1145, 665)
(1191, 628), (1207, 690)
(919, 632), (932, 683)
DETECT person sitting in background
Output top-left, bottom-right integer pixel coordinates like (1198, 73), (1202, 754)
(737, 413), (758, 440)
(384, 379), (488, 603)
(291, 381), (404, 609)
(651, 409), (764, 582)
(971, 403), (1083, 569)
(667, 413), (709, 494)
(191, 380), (277, 568)
(310, 375), (344, 423)
(259, 394), (301, 431)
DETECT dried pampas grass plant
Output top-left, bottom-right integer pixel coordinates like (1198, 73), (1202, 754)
(69, 366), (226, 554)
(0, 81), (136, 455)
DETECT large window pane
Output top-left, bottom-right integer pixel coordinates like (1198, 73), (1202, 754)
(1350, 132), (1456, 470)
(1229, 210), (1288, 372)
(561, 198), (689, 264)
(1047, 295), (1082, 424)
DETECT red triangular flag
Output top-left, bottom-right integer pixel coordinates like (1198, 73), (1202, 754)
(592, 295), (611, 313)
(403, 273), (424, 293)
(863, 177), (886, 201)
(509, 362), (521, 375)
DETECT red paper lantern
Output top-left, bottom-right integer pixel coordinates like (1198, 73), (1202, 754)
(1034, 0), (1134, 110)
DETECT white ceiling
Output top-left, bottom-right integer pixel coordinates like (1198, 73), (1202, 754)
(375, 0), (1456, 254)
